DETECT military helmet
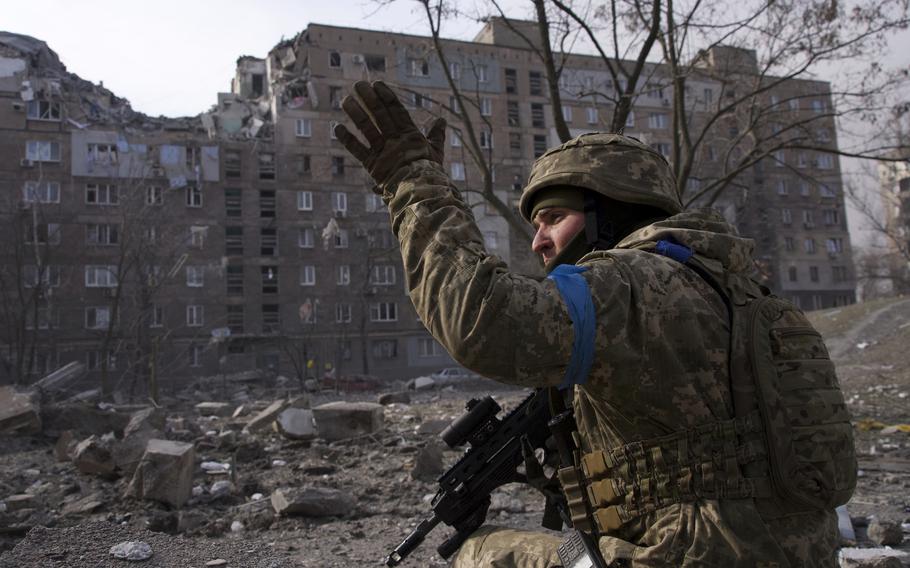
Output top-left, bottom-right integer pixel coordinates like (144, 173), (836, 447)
(518, 133), (683, 222)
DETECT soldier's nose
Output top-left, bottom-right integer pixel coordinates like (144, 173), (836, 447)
(531, 228), (550, 254)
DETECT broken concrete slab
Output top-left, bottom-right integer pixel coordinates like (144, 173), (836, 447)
(32, 361), (85, 394)
(61, 492), (104, 516)
(4, 494), (35, 511)
(195, 402), (234, 417)
(123, 407), (165, 438)
(378, 392), (411, 405)
(867, 518), (904, 546)
(312, 401), (384, 442)
(410, 442), (445, 482)
(59, 388), (101, 405)
(0, 386), (40, 434)
(127, 439), (195, 508)
(416, 418), (450, 436)
(270, 487), (354, 517)
(839, 547), (907, 568)
(114, 427), (162, 476)
(115, 407), (166, 475)
(72, 435), (115, 477)
(275, 408), (316, 441)
(243, 399), (288, 433)
(54, 430), (76, 462)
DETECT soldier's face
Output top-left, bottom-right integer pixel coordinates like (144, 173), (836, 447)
(531, 207), (585, 265)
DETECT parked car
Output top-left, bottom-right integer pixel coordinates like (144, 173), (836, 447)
(406, 367), (481, 390)
(430, 367), (479, 384)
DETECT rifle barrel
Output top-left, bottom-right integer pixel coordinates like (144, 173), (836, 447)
(385, 514), (440, 566)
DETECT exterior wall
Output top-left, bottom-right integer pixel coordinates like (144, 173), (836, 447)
(0, 22), (858, 390)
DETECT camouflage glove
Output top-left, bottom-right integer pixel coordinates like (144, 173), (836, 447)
(334, 81), (446, 193)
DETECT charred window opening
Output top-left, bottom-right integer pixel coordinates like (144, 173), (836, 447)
(365, 55), (385, 71)
(251, 73), (264, 97)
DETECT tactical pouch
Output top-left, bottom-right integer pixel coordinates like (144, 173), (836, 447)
(741, 295), (857, 517)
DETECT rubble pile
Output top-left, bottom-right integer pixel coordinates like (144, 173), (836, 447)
(2, 295), (910, 566)
(0, 373), (546, 565)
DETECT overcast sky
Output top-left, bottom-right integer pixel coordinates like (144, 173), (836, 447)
(3, 0), (532, 117)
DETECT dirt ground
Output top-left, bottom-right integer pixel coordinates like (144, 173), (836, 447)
(0, 296), (908, 567)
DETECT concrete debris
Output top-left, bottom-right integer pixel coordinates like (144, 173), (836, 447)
(54, 430), (76, 461)
(206, 560), (228, 567)
(209, 480), (234, 499)
(127, 439), (195, 508)
(32, 361), (85, 395)
(196, 402), (235, 417)
(275, 408), (316, 441)
(109, 540), (153, 562)
(270, 487), (355, 517)
(73, 435), (115, 477)
(230, 520), (245, 533)
(410, 442), (445, 482)
(4, 494), (35, 511)
(177, 510), (208, 534)
(416, 418), (451, 436)
(0, 386), (41, 434)
(243, 399), (289, 433)
(378, 392), (411, 405)
(312, 401), (384, 441)
(59, 388), (102, 405)
(216, 430), (237, 448)
(867, 518), (904, 546)
(114, 407), (167, 474)
(124, 407), (165, 438)
(839, 547), (907, 567)
(200, 461), (231, 474)
(61, 491), (105, 516)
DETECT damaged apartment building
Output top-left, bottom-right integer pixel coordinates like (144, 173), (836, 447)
(0, 20), (856, 387)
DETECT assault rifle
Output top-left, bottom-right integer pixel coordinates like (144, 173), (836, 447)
(385, 389), (556, 566)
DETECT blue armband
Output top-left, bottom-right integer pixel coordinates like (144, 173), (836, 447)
(655, 239), (694, 264)
(547, 265), (596, 390)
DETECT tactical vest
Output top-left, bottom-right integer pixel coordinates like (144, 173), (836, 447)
(558, 241), (857, 535)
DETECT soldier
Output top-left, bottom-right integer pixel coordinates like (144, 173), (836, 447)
(334, 81), (849, 567)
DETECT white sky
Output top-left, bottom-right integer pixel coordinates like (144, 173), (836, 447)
(3, 0), (533, 117)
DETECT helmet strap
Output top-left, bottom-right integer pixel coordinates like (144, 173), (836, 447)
(584, 192), (614, 250)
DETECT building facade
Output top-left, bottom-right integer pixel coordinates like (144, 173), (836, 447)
(0, 21), (856, 388)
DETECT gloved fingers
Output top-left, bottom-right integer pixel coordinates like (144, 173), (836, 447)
(425, 116), (447, 157)
(341, 94), (383, 150)
(354, 81), (398, 136)
(333, 123), (371, 164)
(373, 81), (419, 134)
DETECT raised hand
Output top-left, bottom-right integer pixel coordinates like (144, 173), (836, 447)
(333, 81), (446, 192)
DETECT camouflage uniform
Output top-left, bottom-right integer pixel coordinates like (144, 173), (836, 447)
(380, 152), (839, 567)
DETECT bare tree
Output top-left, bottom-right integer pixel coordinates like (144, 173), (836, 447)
(394, 0), (910, 225)
(541, 0), (910, 208)
(0, 164), (69, 384)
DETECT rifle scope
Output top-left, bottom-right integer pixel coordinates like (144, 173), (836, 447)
(441, 396), (501, 448)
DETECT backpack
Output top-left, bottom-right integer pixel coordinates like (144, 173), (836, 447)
(658, 240), (857, 517)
